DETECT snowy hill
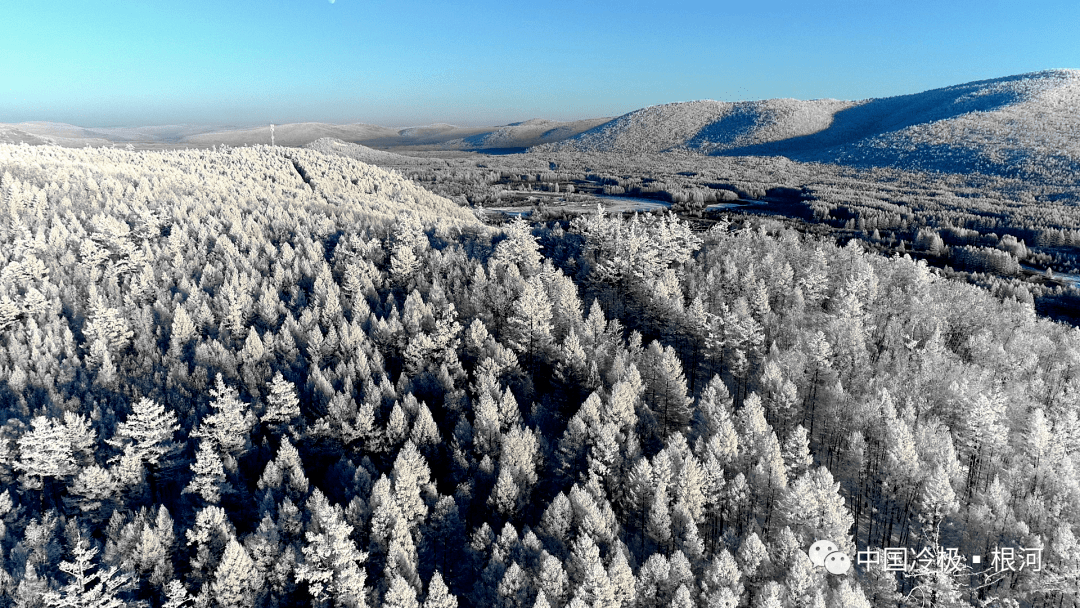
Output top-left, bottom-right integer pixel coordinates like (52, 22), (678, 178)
(182, 118), (607, 151)
(0, 143), (479, 229)
(535, 70), (1080, 179)
(439, 117), (611, 150)
(304, 138), (422, 164)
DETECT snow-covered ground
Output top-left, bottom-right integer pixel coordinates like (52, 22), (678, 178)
(535, 70), (1080, 180)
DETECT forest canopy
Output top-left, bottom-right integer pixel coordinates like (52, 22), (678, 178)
(0, 142), (1077, 608)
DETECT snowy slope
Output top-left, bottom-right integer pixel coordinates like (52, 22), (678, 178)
(535, 70), (1080, 179)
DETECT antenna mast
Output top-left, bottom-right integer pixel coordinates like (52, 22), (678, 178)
(270, 124), (275, 147)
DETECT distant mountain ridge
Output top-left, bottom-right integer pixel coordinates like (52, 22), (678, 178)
(534, 69), (1080, 179)
(2, 117), (610, 152)
(7, 70), (1078, 178)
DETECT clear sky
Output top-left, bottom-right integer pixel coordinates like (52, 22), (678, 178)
(2, 0), (1078, 128)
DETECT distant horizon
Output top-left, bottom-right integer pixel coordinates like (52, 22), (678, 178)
(6, 67), (1079, 133)
(3, 0), (1079, 127)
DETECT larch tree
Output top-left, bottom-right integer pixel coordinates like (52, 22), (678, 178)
(646, 484), (673, 553)
(781, 425), (813, 482)
(392, 440), (432, 529)
(390, 213), (426, 287)
(693, 374), (734, 441)
(624, 457), (653, 557)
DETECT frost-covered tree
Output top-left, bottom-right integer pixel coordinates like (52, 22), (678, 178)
(15, 415), (81, 506)
(297, 490), (371, 608)
(107, 397), (180, 490)
(192, 374), (255, 465)
(43, 538), (131, 608)
(210, 538), (263, 608)
(422, 572), (457, 608)
(262, 371), (301, 427)
(183, 441), (228, 505)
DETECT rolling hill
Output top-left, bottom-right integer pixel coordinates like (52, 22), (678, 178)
(184, 117), (609, 151)
(2, 117), (611, 152)
(437, 117), (612, 151)
(303, 137), (423, 164)
(535, 69), (1080, 179)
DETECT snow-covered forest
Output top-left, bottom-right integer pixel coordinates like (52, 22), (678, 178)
(0, 142), (1078, 608)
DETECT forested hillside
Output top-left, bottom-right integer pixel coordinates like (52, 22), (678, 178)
(537, 70), (1080, 180)
(0, 143), (1077, 608)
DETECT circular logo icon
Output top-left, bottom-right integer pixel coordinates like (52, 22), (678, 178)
(824, 550), (852, 574)
(808, 540), (838, 567)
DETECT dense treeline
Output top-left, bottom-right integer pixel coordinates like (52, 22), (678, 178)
(324, 143), (1080, 319)
(0, 143), (1078, 608)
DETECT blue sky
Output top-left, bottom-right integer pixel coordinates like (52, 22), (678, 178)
(2, 0), (1077, 127)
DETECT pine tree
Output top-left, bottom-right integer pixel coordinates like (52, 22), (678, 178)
(183, 440), (228, 505)
(916, 464), (957, 547)
(185, 505), (237, 588)
(162, 580), (194, 608)
(505, 275), (554, 371)
(634, 553), (670, 608)
(493, 218), (543, 276)
(66, 465), (119, 520)
(422, 572), (457, 608)
(384, 573), (420, 608)
(192, 374), (255, 462)
(392, 440), (432, 528)
(535, 552), (568, 607)
(783, 551), (820, 608)
(776, 467), (854, 553)
(496, 562), (529, 608)
(43, 537), (131, 608)
(569, 537), (615, 608)
(606, 542), (636, 608)
(297, 489), (370, 608)
(262, 371), (300, 426)
(737, 532), (769, 580)
(210, 538), (263, 608)
(781, 425), (813, 483)
(109, 397), (180, 467)
(15, 415), (77, 491)
(753, 582), (784, 608)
